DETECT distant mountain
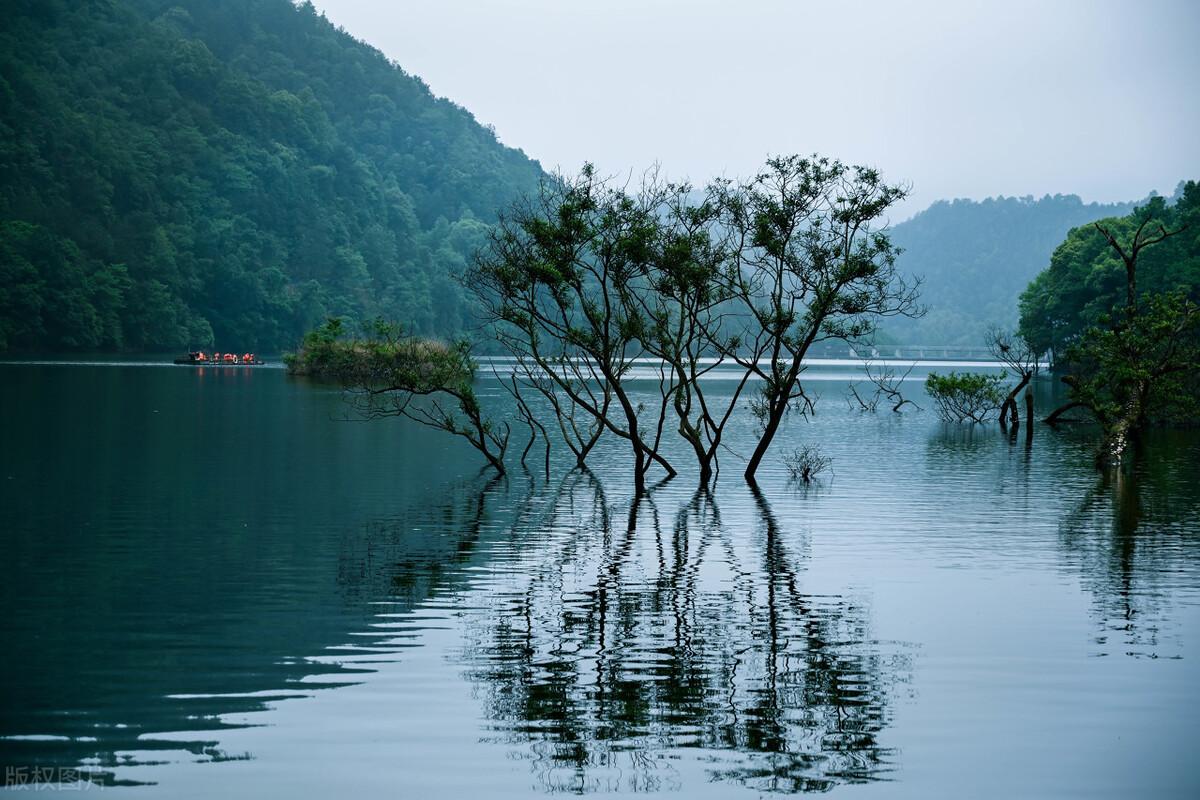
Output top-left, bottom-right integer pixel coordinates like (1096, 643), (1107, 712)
(881, 193), (1142, 346)
(0, 0), (543, 352)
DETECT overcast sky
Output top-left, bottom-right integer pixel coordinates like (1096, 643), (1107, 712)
(314, 0), (1199, 219)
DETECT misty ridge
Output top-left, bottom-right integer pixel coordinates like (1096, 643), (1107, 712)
(0, 0), (1189, 356)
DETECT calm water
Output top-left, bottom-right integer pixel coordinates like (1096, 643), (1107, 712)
(1, 362), (1198, 797)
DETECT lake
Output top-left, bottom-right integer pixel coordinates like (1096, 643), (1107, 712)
(1, 361), (1198, 797)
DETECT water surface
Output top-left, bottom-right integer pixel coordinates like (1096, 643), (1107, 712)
(1, 362), (1197, 797)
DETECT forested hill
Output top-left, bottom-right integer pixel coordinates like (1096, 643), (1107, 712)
(881, 193), (1140, 345)
(0, 0), (543, 353)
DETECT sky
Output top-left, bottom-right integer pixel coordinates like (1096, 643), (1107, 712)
(314, 0), (1199, 219)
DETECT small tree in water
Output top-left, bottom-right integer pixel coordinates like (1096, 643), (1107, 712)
(784, 444), (832, 484)
(925, 371), (1007, 423)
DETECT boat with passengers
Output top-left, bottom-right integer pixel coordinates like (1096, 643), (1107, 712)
(174, 351), (264, 366)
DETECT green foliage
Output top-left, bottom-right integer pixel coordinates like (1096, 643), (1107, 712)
(287, 317), (473, 392)
(0, 0), (541, 352)
(1018, 184), (1200, 358)
(287, 315), (508, 471)
(283, 316), (350, 376)
(1063, 292), (1200, 428)
(470, 157), (917, 485)
(925, 371), (1007, 423)
(885, 194), (1139, 345)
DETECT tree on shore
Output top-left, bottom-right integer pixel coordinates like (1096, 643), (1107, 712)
(1019, 187), (1199, 360)
(1017, 186), (1200, 467)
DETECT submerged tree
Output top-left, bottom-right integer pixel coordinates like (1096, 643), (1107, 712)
(847, 359), (919, 413)
(925, 371), (1006, 424)
(625, 183), (752, 483)
(295, 155), (925, 489)
(784, 444), (833, 484)
(468, 157), (920, 488)
(466, 166), (678, 494)
(1045, 205), (1195, 467)
(714, 156), (921, 482)
(986, 327), (1039, 432)
(288, 318), (510, 473)
(1063, 291), (1199, 466)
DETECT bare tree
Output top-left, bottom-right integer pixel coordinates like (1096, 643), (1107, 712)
(847, 359), (919, 413)
(986, 327), (1038, 432)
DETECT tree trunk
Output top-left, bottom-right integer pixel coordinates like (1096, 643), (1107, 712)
(1000, 374), (1031, 433)
(482, 448), (507, 475)
(631, 443), (647, 495)
(1096, 388), (1146, 469)
(610, 380), (656, 494)
(744, 402), (786, 483)
(1044, 400), (1086, 424)
(1024, 386), (1034, 444)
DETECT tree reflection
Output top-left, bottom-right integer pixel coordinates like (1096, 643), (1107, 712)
(1059, 434), (1200, 658)
(460, 476), (908, 793)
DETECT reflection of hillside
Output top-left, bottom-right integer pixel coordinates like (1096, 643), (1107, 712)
(1058, 434), (1200, 659)
(455, 474), (910, 793)
(0, 368), (510, 791)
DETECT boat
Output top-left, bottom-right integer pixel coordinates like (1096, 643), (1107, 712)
(174, 351), (265, 366)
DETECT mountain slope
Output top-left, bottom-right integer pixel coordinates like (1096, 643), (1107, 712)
(0, 0), (543, 352)
(883, 193), (1139, 345)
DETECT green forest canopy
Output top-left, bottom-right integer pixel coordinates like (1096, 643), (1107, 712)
(0, 0), (542, 353)
(0, 0), (1188, 356)
(1018, 182), (1199, 359)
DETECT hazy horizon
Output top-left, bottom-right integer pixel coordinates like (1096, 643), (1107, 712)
(314, 0), (1199, 219)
